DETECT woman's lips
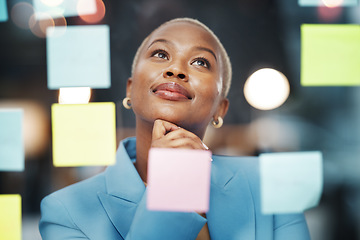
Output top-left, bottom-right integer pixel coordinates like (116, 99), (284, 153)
(153, 82), (192, 101)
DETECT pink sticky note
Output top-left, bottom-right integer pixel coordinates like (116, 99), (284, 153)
(147, 148), (212, 212)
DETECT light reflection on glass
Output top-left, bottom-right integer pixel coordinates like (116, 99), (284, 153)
(243, 68), (290, 111)
(58, 87), (92, 104)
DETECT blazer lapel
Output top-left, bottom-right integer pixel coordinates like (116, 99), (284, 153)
(208, 156), (256, 240)
(97, 139), (146, 239)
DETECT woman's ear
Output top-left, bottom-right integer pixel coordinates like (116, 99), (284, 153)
(126, 78), (132, 98)
(214, 98), (229, 120)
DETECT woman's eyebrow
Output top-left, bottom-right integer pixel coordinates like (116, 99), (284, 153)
(147, 39), (217, 61)
(194, 46), (217, 62)
(147, 39), (172, 49)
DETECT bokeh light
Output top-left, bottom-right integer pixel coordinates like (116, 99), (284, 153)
(317, 6), (343, 22)
(78, 0), (105, 24)
(58, 87), (92, 104)
(46, 18), (68, 38)
(0, 101), (50, 159)
(10, 2), (34, 29)
(29, 12), (54, 38)
(244, 68), (290, 110)
(30, 13), (67, 38)
(322, 0), (344, 7)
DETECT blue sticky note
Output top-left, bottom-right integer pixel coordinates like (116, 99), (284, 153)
(0, 110), (24, 171)
(0, 0), (8, 22)
(47, 25), (111, 89)
(260, 151), (323, 214)
(299, 0), (358, 6)
(33, 0), (96, 20)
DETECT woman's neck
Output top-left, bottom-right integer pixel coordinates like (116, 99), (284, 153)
(134, 119), (153, 182)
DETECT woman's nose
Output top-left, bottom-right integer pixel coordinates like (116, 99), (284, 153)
(163, 66), (188, 81)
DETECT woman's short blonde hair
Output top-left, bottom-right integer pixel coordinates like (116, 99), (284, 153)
(131, 18), (232, 98)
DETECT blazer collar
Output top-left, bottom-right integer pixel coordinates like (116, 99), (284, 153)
(99, 138), (255, 239)
(98, 137), (145, 238)
(105, 137), (236, 202)
(105, 137), (145, 203)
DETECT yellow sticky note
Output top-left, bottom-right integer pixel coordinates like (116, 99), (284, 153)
(51, 103), (116, 167)
(301, 24), (360, 86)
(0, 195), (22, 240)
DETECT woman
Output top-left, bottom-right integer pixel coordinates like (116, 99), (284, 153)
(39, 18), (311, 239)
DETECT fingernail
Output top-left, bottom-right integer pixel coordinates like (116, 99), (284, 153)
(202, 142), (209, 150)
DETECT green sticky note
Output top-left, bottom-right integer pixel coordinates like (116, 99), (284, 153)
(51, 103), (116, 167)
(260, 151), (323, 214)
(0, 0), (8, 22)
(301, 24), (360, 86)
(0, 110), (24, 172)
(0, 195), (22, 240)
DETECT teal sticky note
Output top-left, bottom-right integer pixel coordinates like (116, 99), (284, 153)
(299, 0), (358, 6)
(33, 0), (96, 20)
(260, 151), (323, 214)
(0, 110), (24, 171)
(0, 0), (8, 22)
(47, 25), (111, 89)
(301, 24), (360, 86)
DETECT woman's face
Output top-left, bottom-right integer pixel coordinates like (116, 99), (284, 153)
(128, 22), (227, 135)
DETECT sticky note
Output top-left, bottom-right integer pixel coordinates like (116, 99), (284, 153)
(51, 103), (116, 167)
(0, 195), (22, 240)
(0, 110), (24, 171)
(301, 24), (360, 86)
(299, 0), (358, 7)
(147, 148), (212, 212)
(33, 0), (96, 20)
(0, 0), (8, 22)
(47, 25), (111, 89)
(260, 151), (323, 214)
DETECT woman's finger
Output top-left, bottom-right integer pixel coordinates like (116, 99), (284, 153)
(152, 119), (179, 141)
(164, 137), (204, 149)
(162, 128), (206, 150)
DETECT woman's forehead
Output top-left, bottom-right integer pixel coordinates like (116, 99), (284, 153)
(146, 22), (220, 53)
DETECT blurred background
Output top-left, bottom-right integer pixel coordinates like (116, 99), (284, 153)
(1, 0), (360, 239)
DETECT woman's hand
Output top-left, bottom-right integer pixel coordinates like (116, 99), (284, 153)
(151, 119), (208, 150)
(151, 119), (210, 219)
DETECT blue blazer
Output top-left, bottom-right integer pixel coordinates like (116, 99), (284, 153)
(39, 137), (311, 240)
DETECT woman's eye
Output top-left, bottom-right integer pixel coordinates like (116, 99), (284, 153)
(152, 51), (168, 60)
(192, 58), (210, 68)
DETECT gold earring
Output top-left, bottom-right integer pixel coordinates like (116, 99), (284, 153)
(122, 97), (132, 109)
(212, 116), (223, 128)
